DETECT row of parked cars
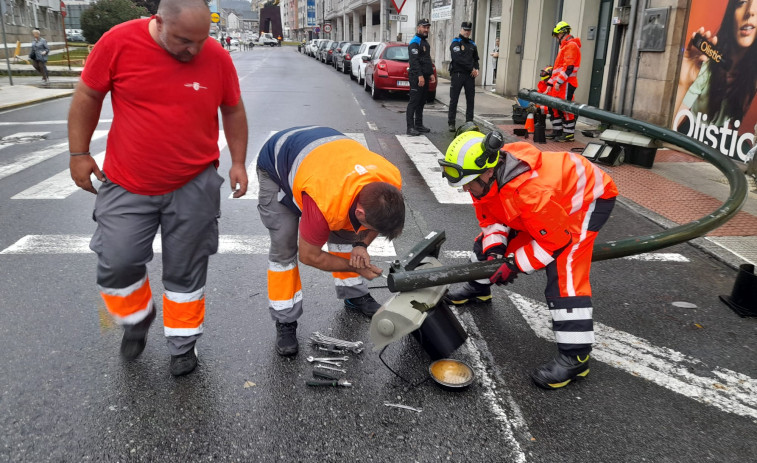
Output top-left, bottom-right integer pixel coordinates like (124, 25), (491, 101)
(301, 38), (437, 101)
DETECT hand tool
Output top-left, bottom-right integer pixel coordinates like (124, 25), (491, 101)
(306, 379), (352, 387)
(383, 402), (423, 413)
(313, 364), (347, 373)
(305, 356), (342, 366)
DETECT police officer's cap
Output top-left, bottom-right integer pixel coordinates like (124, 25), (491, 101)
(417, 18), (431, 26)
(461, 21), (472, 31)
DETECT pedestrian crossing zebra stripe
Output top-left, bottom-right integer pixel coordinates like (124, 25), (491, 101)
(12, 132), (225, 200)
(0, 234), (689, 263)
(0, 130), (108, 182)
(0, 234), (398, 256)
(395, 134), (472, 205)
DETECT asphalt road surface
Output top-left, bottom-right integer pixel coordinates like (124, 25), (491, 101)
(1, 46), (755, 462)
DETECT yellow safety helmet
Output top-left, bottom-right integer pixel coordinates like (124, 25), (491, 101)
(552, 21), (571, 36)
(439, 131), (499, 186)
(540, 66), (553, 81)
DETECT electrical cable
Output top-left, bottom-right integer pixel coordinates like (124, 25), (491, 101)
(378, 343), (430, 389)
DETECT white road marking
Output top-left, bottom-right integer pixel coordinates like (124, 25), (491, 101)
(454, 308), (529, 461)
(623, 252), (690, 262)
(0, 132), (50, 151)
(0, 119), (113, 126)
(396, 134), (472, 204)
(0, 234), (397, 256)
(0, 130), (107, 181)
(506, 290), (757, 421)
(367, 122), (378, 131)
(13, 150), (106, 199)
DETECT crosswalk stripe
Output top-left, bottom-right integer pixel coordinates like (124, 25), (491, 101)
(395, 134), (472, 204)
(230, 131), (369, 200)
(12, 150), (106, 199)
(507, 290), (757, 420)
(0, 234), (398, 256)
(11, 132), (224, 200)
(0, 130), (107, 182)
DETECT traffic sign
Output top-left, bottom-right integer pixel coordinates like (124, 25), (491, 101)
(210, 13), (220, 23)
(324, 23), (332, 33)
(60, 1), (66, 17)
(314, 26), (320, 33)
(389, 14), (408, 21)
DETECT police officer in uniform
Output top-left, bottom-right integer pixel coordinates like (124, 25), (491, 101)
(448, 21), (480, 132)
(406, 18), (435, 136)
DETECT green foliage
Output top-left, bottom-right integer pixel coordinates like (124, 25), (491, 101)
(81, 0), (150, 43)
(133, 0), (160, 14)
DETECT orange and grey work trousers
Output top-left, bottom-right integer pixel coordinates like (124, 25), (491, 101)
(549, 83), (577, 136)
(471, 197), (615, 357)
(257, 168), (370, 323)
(89, 165), (223, 355)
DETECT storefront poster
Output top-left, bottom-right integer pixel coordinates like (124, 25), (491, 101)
(671, 0), (757, 162)
(307, 0), (316, 27)
(431, 0), (451, 21)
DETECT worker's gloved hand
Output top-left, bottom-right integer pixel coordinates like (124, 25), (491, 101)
(553, 82), (561, 92)
(484, 244), (506, 261)
(489, 257), (519, 286)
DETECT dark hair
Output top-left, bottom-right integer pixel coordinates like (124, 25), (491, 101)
(358, 182), (405, 240)
(708, 0), (757, 122)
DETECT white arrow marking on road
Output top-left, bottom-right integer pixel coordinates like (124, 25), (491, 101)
(396, 134), (472, 204)
(506, 290), (757, 420)
(0, 131), (107, 182)
(230, 132), (368, 200)
(0, 234), (397, 256)
(0, 132), (50, 150)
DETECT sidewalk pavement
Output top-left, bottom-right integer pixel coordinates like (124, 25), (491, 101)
(0, 68), (754, 267)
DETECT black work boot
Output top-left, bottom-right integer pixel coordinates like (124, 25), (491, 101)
(555, 133), (574, 142)
(546, 130), (563, 139)
(407, 127), (421, 136)
(530, 352), (590, 389)
(444, 281), (492, 305)
(170, 345), (198, 376)
(416, 125), (431, 133)
(344, 293), (381, 317)
(120, 308), (156, 360)
(448, 123), (457, 132)
(275, 321), (298, 356)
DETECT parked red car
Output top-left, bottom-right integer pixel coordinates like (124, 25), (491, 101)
(363, 42), (437, 101)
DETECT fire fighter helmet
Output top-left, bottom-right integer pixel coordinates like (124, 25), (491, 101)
(552, 21), (571, 36)
(439, 131), (499, 187)
(540, 66), (553, 81)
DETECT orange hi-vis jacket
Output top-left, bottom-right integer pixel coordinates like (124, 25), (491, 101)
(291, 138), (402, 232)
(536, 80), (560, 116)
(548, 35), (581, 89)
(472, 142), (617, 274)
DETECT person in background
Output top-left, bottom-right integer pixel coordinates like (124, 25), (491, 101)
(490, 37), (499, 90)
(30, 29), (50, 83)
(67, 0), (248, 376)
(546, 21), (581, 142)
(447, 21), (480, 132)
(406, 18), (435, 136)
(440, 129), (617, 390)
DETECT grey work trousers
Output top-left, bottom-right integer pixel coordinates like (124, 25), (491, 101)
(89, 165), (224, 355)
(257, 168), (369, 323)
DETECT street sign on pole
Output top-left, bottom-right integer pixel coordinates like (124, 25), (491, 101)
(324, 23), (332, 33)
(211, 13), (220, 23)
(389, 14), (408, 21)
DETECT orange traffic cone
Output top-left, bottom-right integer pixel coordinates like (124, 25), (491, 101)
(524, 112), (535, 133)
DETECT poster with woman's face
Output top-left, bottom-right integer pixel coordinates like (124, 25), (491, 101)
(672, 0), (757, 162)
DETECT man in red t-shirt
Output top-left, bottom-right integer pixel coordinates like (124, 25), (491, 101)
(68, 0), (248, 376)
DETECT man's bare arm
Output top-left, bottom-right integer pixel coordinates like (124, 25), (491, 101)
(220, 100), (249, 198)
(68, 81), (107, 194)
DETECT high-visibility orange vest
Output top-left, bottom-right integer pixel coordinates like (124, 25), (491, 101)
(292, 138), (402, 232)
(549, 35), (581, 88)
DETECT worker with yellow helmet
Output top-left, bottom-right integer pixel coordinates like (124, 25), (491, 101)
(546, 21), (581, 142)
(439, 128), (618, 389)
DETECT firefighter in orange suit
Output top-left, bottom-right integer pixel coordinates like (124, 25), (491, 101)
(537, 66), (561, 128)
(440, 129), (617, 389)
(257, 126), (405, 356)
(546, 21), (581, 142)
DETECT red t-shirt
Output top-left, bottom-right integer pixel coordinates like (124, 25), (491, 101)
(299, 193), (330, 246)
(81, 18), (241, 195)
